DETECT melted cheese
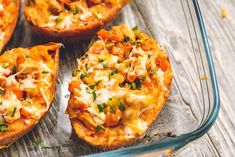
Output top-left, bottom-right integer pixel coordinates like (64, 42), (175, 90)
(0, 92), (21, 123)
(68, 25), (171, 136)
(60, 15), (72, 29)
(20, 75), (37, 90)
(157, 69), (167, 91)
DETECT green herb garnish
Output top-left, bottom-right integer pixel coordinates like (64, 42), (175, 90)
(73, 7), (79, 15)
(0, 121), (8, 132)
(95, 125), (105, 132)
(0, 89), (6, 96)
(110, 107), (116, 113)
(12, 64), (17, 74)
(80, 73), (89, 79)
(119, 103), (126, 111)
(42, 71), (49, 74)
(11, 107), (17, 117)
(141, 76), (146, 82)
(55, 17), (62, 24)
(92, 91), (97, 101)
(97, 103), (106, 112)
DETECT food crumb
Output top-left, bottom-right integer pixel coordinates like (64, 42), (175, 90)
(221, 7), (228, 18)
(201, 76), (207, 81)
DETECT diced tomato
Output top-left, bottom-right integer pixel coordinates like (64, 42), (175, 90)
(97, 29), (109, 40)
(20, 108), (31, 119)
(142, 76), (152, 88)
(68, 81), (80, 92)
(105, 113), (119, 127)
(16, 54), (25, 65)
(109, 29), (123, 42)
(157, 57), (168, 72)
(13, 88), (23, 99)
(127, 72), (136, 83)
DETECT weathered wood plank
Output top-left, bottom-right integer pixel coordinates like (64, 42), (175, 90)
(1, 0), (235, 156)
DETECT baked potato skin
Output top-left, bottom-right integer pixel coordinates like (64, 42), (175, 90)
(66, 25), (173, 149)
(0, 43), (60, 148)
(70, 80), (172, 149)
(24, 0), (131, 43)
(0, 0), (20, 52)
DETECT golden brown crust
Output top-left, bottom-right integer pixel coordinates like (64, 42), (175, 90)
(71, 72), (172, 149)
(0, 43), (60, 148)
(24, 0), (131, 43)
(0, 0), (20, 52)
(67, 25), (173, 149)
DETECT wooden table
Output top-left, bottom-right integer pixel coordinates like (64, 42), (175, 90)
(1, 0), (234, 156)
(175, 0), (235, 156)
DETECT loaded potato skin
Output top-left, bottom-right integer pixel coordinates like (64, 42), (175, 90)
(0, 0), (20, 52)
(0, 43), (61, 148)
(66, 25), (172, 149)
(24, 0), (131, 42)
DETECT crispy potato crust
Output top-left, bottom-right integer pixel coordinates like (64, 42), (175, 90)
(24, 0), (131, 43)
(0, 0), (20, 52)
(0, 43), (60, 148)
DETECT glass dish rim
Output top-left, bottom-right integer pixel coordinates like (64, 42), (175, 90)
(82, 0), (220, 156)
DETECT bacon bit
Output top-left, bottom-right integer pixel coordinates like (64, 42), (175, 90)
(105, 112), (119, 127)
(16, 54), (25, 65)
(142, 76), (152, 88)
(13, 88), (23, 100)
(157, 57), (168, 72)
(68, 81), (80, 92)
(97, 29), (109, 40)
(20, 108), (31, 119)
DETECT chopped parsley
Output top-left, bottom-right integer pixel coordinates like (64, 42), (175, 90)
(73, 69), (81, 77)
(132, 26), (138, 31)
(149, 71), (155, 76)
(0, 121), (8, 132)
(12, 64), (17, 74)
(42, 71), (49, 74)
(102, 63), (108, 68)
(110, 107), (116, 113)
(55, 17), (62, 24)
(97, 103), (106, 112)
(88, 80), (102, 89)
(11, 107), (17, 117)
(92, 91), (97, 101)
(119, 103), (126, 111)
(95, 125), (105, 132)
(98, 58), (104, 63)
(80, 73), (89, 79)
(0, 89), (6, 96)
(111, 69), (119, 76)
(141, 76), (146, 82)
(2, 63), (9, 68)
(73, 7), (79, 15)
(124, 36), (131, 42)
(131, 82), (137, 90)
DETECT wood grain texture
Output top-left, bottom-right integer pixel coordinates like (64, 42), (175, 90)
(0, 0), (234, 156)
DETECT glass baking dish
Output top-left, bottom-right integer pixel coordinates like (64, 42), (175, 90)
(0, 0), (220, 156)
